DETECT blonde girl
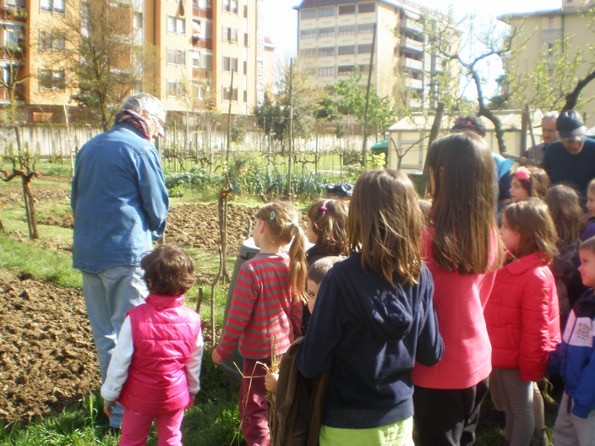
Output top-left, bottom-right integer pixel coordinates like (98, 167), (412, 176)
(212, 201), (307, 446)
(485, 199), (561, 446)
(509, 166), (551, 201)
(305, 198), (349, 264)
(297, 169), (443, 446)
(412, 132), (502, 446)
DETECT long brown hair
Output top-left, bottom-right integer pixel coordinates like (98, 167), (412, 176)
(256, 202), (307, 302)
(348, 169), (424, 286)
(428, 132), (500, 273)
(544, 184), (582, 247)
(307, 198), (349, 256)
(503, 198), (558, 262)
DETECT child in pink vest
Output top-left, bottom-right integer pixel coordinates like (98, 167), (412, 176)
(101, 245), (203, 445)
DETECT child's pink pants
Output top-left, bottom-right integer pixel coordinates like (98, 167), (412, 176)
(119, 407), (185, 446)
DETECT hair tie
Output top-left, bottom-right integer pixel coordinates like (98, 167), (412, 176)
(269, 211), (276, 220)
(320, 205), (327, 213)
(514, 167), (531, 181)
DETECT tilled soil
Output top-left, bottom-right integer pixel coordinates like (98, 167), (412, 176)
(0, 178), (304, 424)
(0, 269), (99, 423)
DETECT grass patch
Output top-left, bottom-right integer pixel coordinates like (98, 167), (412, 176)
(0, 233), (81, 289)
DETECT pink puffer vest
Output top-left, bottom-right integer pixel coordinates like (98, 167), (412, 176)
(119, 294), (201, 415)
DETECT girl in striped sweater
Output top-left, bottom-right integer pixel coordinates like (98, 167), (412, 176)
(212, 201), (307, 446)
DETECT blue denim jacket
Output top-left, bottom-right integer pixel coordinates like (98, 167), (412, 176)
(71, 124), (169, 273)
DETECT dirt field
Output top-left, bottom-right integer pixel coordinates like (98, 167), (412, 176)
(0, 180), (260, 424)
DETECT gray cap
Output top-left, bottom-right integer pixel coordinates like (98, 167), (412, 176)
(556, 110), (586, 139)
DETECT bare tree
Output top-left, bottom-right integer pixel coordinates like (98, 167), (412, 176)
(431, 15), (521, 153)
(45, 0), (159, 130)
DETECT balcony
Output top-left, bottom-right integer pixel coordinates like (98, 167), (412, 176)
(193, 5), (212, 19)
(402, 57), (422, 71)
(193, 67), (210, 78)
(405, 77), (423, 89)
(1, 5), (27, 22)
(400, 17), (422, 33)
(192, 37), (213, 49)
(399, 37), (423, 53)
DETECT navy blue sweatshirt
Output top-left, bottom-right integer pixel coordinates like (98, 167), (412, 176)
(297, 254), (443, 429)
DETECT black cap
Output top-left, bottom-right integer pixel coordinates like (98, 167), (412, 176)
(557, 110), (586, 139)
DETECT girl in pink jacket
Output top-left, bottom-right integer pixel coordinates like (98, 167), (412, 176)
(101, 245), (203, 446)
(485, 198), (561, 446)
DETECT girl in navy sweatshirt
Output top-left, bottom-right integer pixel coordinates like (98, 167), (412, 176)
(297, 169), (444, 446)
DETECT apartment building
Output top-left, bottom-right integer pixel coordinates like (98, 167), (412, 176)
(500, 0), (595, 125)
(294, 0), (453, 109)
(0, 0), (274, 123)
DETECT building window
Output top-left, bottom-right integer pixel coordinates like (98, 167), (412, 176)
(222, 56), (238, 72)
(338, 65), (354, 75)
(338, 45), (355, 55)
(243, 61), (247, 74)
(300, 28), (317, 39)
(338, 4), (356, 15)
(318, 27), (335, 38)
(318, 66), (335, 77)
(167, 80), (180, 97)
(7, 0), (26, 6)
(318, 6), (335, 18)
(39, 68), (65, 90)
(4, 25), (24, 49)
(133, 12), (143, 28)
(318, 46), (335, 57)
(167, 16), (186, 34)
(222, 86), (238, 101)
(40, 0), (65, 12)
(244, 33), (249, 47)
(192, 50), (212, 69)
(243, 90), (247, 102)
(300, 48), (316, 57)
(39, 31), (65, 51)
(358, 3), (375, 13)
(300, 8), (316, 20)
(193, 0), (211, 9)
(358, 44), (372, 54)
(223, 26), (238, 43)
(338, 25), (356, 36)
(358, 23), (374, 34)
(167, 49), (186, 65)
(224, 0), (238, 13)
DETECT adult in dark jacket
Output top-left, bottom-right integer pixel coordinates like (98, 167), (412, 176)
(543, 109), (595, 205)
(297, 169), (443, 445)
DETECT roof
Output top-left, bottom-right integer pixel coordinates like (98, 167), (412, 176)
(294, 0), (436, 14)
(388, 110), (528, 132)
(499, 5), (590, 21)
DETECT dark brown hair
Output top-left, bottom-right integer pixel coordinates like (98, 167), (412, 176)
(348, 169), (424, 286)
(428, 132), (500, 273)
(141, 244), (195, 296)
(503, 198), (558, 262)
(307, 199), (349, 256)
(544, 184), (582, 247)
(307, 256), (345, 284)
(256, 201), (307, 302)
(513, 166), (550, 199)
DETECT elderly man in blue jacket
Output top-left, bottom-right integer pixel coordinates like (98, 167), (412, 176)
(71, 93), (169, 430)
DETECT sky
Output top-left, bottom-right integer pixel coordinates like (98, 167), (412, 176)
(261, 0), (565, 97)
(262, 0), (563, 60)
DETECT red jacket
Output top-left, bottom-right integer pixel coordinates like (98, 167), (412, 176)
(119, 294), (202, 415)
(485, 252), (561, 381)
